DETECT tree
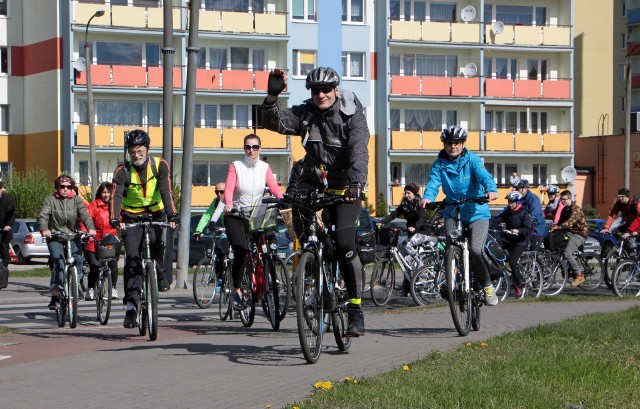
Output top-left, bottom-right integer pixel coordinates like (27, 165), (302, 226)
(6, 168), (53, 218)
(376, 193), (389, 218)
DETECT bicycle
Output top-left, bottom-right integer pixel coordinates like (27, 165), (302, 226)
(409, 238), (447, 305)
(50, 231), (92, 328)
(192, 227), (232, 309)
(611, 257), (640, 297)
(265, 190), (354, 364)
(92, 234), (120, 325)
(603, 233), (636, 290)
(231, 204), (289, 331)
(122, 215), (171, 341)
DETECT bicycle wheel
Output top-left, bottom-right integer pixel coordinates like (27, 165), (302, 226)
(97, 268), (112, 325)
(410, 261), (439, 306)
(604, 248), (622, 289)
(218, 263), (232, 321)
(273, 255), (289, 321)
(541, 253), (567, 296)
(68, 266), (79, 329)
(332, 298), (351, 352)
(492, 270), (510, 302)
(446, 246), (471, 336)
(193, 257), (216, 309)
(362, 261), (375, 295)
(146, 261), (159, 341)
(261, 257), (280, 331)
(286, 251), (301, 302)
(578, 253), (604, 291)
(518, 255), (543, 299)
(239, 270), (255, 327)
(471, 293), (481, 331)
(612, 260), (640, 297)
(56, 291), (66, 328)
(295, 251), (323, 364)
(370, 258), (394, 307)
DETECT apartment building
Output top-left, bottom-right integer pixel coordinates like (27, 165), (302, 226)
(1, 0), (573, 210)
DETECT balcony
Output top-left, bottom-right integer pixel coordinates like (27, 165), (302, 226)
(391, 130), (480, 151)
(485, 24), (571, 46)
(485, 78), (570, 99)
(628, 8), (640, 26)
(391, 75), (480, 97)
(75, 125), (286, 150)
(632, 75), (640, 89)
(390, 20), (482, 43)
(196, 9), (287, 35)
(484, 132), (571, 152)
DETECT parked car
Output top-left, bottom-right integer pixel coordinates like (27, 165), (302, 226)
(357, 208), (375, 236)
(11, 218), (50, 264)
(586, 218), (617, 256)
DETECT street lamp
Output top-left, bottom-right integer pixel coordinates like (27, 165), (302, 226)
(85, 9), (105, 199)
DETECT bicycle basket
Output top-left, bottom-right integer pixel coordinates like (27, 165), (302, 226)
(242, 200), (278, 232)
(96, 234), (120, 261)
(544, 229), (568, 250)
(357, 231), (376, 264)
(376, 228), (399, 247)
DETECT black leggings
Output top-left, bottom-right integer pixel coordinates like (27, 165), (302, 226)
(224, 215), (250, 289)
(86, 250), (119, 289)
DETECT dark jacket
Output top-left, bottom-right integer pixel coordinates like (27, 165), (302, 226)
(261, 89), (369, 189)
(380, 198), (431, 236)
(490, 205), (533, 244)
(522, 191), (548, 237)
(37, 193), (95, 234)
(0, 193), (15, 228)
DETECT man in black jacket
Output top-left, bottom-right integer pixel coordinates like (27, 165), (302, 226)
(262, 67), (369, 337)
(0, 181), (15, 288)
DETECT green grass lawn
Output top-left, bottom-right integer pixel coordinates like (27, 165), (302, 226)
(287, 305), (640, 409)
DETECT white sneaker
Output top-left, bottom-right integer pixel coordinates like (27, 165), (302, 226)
(85, 288), (95, 301)
(111, 288), (119, 300)
(484, 285), (498, 306)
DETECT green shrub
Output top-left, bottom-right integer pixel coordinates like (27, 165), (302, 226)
(5, 168), (53, 218)
(582, 204), (600, 219)
(376, 193), (389, 218)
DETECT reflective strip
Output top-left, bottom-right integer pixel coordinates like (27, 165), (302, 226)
(348, 298), (361, 305)
(326, 188), (347, 195)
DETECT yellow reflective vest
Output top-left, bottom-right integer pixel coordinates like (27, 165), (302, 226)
(121, 156), (165, 213)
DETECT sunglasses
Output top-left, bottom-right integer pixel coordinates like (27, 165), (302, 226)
(58, 184), (72, 190)
(311, 87), (334, 95)
(244, 144), (260, 151)
(215, 190), (225, 195)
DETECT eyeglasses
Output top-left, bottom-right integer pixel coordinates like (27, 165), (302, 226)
(215, 190), (225, 195)
(244, 144), (260, 151)
(58, 184), (72, 190)
(561, 197), (571, 202)
(128, 147), (147, 157)
(444, 141), (463, 147)
(311, 87), (334, 95)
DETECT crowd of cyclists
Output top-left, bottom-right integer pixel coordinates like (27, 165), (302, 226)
(19, 65), (637, 346)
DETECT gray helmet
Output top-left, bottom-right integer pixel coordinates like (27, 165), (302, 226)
(305, 67), (340, 90)
(547, 185), (559, 194)
(125, 129), (150, 148)
(440, 125), (467, 142)
(513, 179), (530, 188)
(506, 191), (523, 202)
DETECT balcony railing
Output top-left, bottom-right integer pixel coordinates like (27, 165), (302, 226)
(75, 65), (275, 92)
(390, 19), (571, 47)
(485, 78), (570, 99)
(75, 125), (287, 150)
(390, 130), (481, 150)
(628, 8), (640, 26)
(73, 1), (287, 35)
(632, 75), (640, 89)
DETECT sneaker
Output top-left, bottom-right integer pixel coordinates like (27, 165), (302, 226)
(514, 285), (522, 298)
(48, 297), (57, 310)
(158, 280), (169, 292)
(345, 307), (365, 337)
(123, 308), (137, 329)
(231, 291), (244, 311)
(111, 288), (119, 300)
(484, 285), (499, 306)
(571, 273), (586, 287)
(50, 287), (61, 297)
(85, 288), (95, 301)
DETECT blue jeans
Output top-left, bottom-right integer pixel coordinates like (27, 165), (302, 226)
(48, 238), (83, 290)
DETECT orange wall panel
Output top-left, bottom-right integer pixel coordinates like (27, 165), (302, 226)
(391, 131), (421, 149)
(515, 133), (542, 151)
(485, 79), (513, 97)
(89, 64), (111, 86)
(255, 71), (269, 91)
(196, 69), (220, 90)
(256, 128), (287, 149)
(514, 79), (541, 98)
(391, 76), (420, 95)
(451, 77), (479, 96)
(543, 80), (570, 99)
(223, 128), (251, 148)
(486, 132), (514, 151)
(112, 65), (147, 87)
(221, 70), (254, 91)
(194, 128), (222, 148)
(422, 76), (450, 96)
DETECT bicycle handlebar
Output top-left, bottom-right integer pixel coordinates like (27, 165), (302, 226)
(424, 196), (489, 210)
(49, 231), (93, 241)
(262, 191), (344, 212)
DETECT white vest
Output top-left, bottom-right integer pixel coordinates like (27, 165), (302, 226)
(232, 157), (269, 213)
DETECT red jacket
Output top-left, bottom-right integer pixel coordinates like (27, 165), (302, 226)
(86, 199), (118, 253)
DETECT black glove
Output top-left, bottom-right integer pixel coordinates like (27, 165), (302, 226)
(267, 71), (286, 96)
(109, 219), (120, 228)
(344, 185), (362, 202)
(170, 216), (180, 225)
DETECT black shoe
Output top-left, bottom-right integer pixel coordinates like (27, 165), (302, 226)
(439, 284), (448, 299)
(346, 307), (365, 337)
(158, 280), (169, 292)
(231, 291), (244, 311)
(48, 297), (57, 311)
(123, 309), (137, 328)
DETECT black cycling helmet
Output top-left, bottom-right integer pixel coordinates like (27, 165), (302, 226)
(618, 187), (631, 196)
(514, 179), (530, 188)
(440, 125), (467, 143)
(125, 129), (150, 148)
(547, 185), (559, 195)
(305, 67), (340, 90)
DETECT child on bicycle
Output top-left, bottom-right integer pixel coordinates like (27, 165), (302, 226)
(490, 191), (533, 297)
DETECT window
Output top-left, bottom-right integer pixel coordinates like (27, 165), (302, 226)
(519, 112), (528, 132)
(0, 105), (8, 132)
(535, 7), (546, 26)
(204, 0), (260, 12)
(342, 0), (364, 22)
(391, 53), (456, 76)
(252, 49), (266, 71)
(506, 111), (517, 132)
(495, 5), (533, 25)
(96, 42), (143, 66)
(236, 105), (249, 127)
(148, 102), (161, 126)
(622, 32), (627, 49)
(204, 105), (217, 127)
(623, 0), (626, 16)
(293, 50), (316, 76)
(527, 59), (548, 80)
(0, 0), (7, 16)
(405, 163), (430, 185)
(79, 160), (100, 186)
(85, 101), (143, 125)
(220, 105), (234, 127)
(414, 1), (427, 21)
(230, 47), (249, 70)
(342, 52), (365, 78)
(485, 57), (516, 79)
(621, 63), (628, 82)
(133, 0), (161, 6)
(533, 164), (547, 185)
(529, 112), (549, 133)
(405, 110), (442, 131)
(622, 96), (626, 113)
(192, 163), (209, 186)
(430, 2), (456, 22)
(0, 162), (10, 181)
(485, 163), (517, 185)
(292, 0), (316, 21)
(210, 48), (227, 70)
(146, 44), (160, 67)
(193, 161), (229, 186)
(390, 0), (400, 20)
(390, 109), (401, 130)
(0, 47), (7, 74)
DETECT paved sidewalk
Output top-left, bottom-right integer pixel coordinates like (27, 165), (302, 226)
(0, 276), (637, 409)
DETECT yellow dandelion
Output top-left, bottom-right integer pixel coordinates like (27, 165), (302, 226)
(480, 342), (488, 347)
(603, 341), (609, 346)
(266, 405), (271, 408)
(353, 379), (358, 384)
(345, 377), (351, 382)
(323, 381), (333, 390)
(403, 365), (410, 371)
(465, 342), (472, 347)
(293, 407), (300, 409)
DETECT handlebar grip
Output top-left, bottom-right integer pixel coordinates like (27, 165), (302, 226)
(261, 197), (280, 204)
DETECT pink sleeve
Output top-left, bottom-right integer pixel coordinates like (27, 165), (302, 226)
(224, 163), (237, 205)
(265, 166), (284, 199)
(553, 202), (564, 224)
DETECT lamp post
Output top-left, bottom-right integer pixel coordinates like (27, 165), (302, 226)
(85, 9), (105, 199)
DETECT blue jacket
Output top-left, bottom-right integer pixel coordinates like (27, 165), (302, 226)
(522, 191), (548, 237)
(423, 148), (497, 224)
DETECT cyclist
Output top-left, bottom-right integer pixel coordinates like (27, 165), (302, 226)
(194, 182), (228, 278)
(85, 182), (120, 301)
(490, 191), (533, 297)
(543, 185), (564, 223)
(551, 190), (588, 287)
(109, 129), (179, 329)
(600, 187), (640, 234)
(38, 174), (96, 310)
(421, 126), (499, 306)
(513, 179), (548, 249)
(262, 66), (370, 336)
(377, 182), (438, 296)
(223, 133), (284, 311)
